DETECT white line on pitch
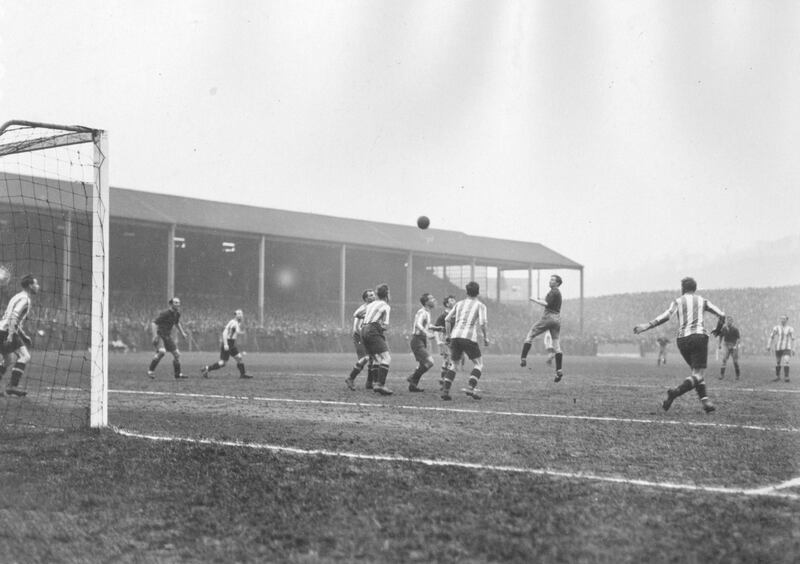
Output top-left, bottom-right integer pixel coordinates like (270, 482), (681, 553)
(110, 388), (800, 433)
(111, 427), (800, 501)
(283, 373), (800, 394)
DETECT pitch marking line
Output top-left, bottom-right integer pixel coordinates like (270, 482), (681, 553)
(110, 388), (800, 434)
(286, 373), (800, 394)
(112, 427), (800, 501)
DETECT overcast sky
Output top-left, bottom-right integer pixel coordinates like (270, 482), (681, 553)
(1, 0), (798, 298)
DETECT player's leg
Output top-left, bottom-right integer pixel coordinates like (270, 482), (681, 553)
(441, 340), (465, 400)
(732, 347), (740, 380)
(521, 319), (548, 367)
(148, 337), (166, 377)
(203, 344), (229, 377)
(163, 337), (185, 379)
(373, 350), (392, 395)
(462, 345), (483, 400)
(5, 345), (30, 396)
(407, 336), (433, 392)
(782, 352), (791, 382)
(774, 351), (783, 381)
(346, 338), (369, 390)
(551, 326), (564, 382)
(233, 349), (250, 379)
(719, 347), (730, 379)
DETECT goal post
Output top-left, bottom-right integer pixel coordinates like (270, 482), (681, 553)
(0, 120), (109, 430)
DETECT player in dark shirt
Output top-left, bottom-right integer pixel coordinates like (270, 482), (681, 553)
(147, 297), (188, 379)
(520, 275), (565, 382)
(718, 316), (741, 380)
(656, 336), (670, 366)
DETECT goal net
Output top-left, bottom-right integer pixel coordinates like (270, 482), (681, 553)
(0, 120), (108, 431)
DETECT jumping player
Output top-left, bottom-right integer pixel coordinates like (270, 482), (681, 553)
(201, 309), (251, 379)
(0, 274), (40, 397)
(148, 297), (188, 379)
(520, 274), (565, 382)
(634, 277), (725, 414)
(406, 293), (437, 392)
(766, 315), (794, 382)
(345, 289), (376, 390)
(442, 281), (489, 401)
(361, 283), (393, 395)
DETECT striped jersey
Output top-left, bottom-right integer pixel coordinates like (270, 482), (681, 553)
(653, 294), (725, 338)
(0, 290), (31, 334)
(363, 299), (390, 327)
(445, 297), (487, 343)
(412, 307), (431, 336)
(352, 303), (368, 332)
(222, 318), (243, 342)
(769, 324), (794, 351)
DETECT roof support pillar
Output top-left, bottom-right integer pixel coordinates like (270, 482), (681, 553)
(406, 251), (413, 323)
(258, 235), (266, 327)
(340, 244), (347, 330)
(580, 267), (585, 335)
(495, 267), (502, 304)
(167, 223), (176, 302)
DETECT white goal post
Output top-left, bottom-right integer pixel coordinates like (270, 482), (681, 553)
(0, 120), (109, 429)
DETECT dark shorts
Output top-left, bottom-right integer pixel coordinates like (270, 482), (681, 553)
(525, 313), (561, 342)
(354, 339), (368, 359)
(776, 350), (791, 364)
(676, 334), (709, 370)
(220, 340), (240, 362)
(361, 324), (388, 356)
(0, 330), (24, 356)
(157, 333), (178, 353)
(449, 337), (481, 363)
(410, 334), (431, 363)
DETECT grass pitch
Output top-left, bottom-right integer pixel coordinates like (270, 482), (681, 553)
(1, 352), (798, 562)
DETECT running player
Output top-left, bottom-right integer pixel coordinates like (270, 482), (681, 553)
(361, 283), (393, 395)
(345, 289), (376, 390)
(442, 281), (489, 401)
(634, 277), (725, 414)
(201, 309), (251, 379)
(520, 274), (565, 382)
(148, 297), (188, 379)
(717, 316), (741, 380)
(406, 293), (437, 392)
(0, 274), (40, 397)
(766, 315), (794, 382)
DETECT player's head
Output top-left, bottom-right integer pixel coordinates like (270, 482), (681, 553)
(726, 316), (734, 326)
(20, 274), (39, 294)
(549, 275), (563, 287)
(420, 292), (436, 308)
(465, 281), (480, 297)
(376, 283), (390, 301)
(169, 297), (181, 309)
(780, 315), (789, 325)
(443, 295), (456, 309)
(680, 277), (697, 294)
(362, 289), (375, 303)
(235, 309), (244, 321)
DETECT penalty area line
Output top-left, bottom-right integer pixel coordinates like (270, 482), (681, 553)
(110, 388), (800, 434)
(112, 426), (800, 501)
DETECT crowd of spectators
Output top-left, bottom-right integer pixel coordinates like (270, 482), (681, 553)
(105, 285), (799, 357)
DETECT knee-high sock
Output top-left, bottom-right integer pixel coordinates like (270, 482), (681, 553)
(468, 368), (481, 389)
(555, 353), (563, 371)
(675, 377), (695, 397)
(521, 342), (532, 360)
(173, 359), (181, 377)
(237, 362), (246, 376)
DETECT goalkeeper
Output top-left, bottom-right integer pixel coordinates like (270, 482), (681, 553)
(0, 274), (41, 397)
(147, 297), (188, 379)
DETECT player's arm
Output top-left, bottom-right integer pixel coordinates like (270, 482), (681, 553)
(150, 322), (159, 345)
(221, 325), (229, 350)
(634, 303), (674, 334)
(766, 328), (776, 351)
(480, 306), (489, 346)
(705, 301), (725, 336)
(176, 320), (187, 339)
(444, 308), (456, 341)
(529, 296), (546, 308)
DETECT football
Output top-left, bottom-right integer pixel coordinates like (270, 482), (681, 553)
(417, 216), (430, 230)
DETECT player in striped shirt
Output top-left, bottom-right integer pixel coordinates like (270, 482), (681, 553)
(0, 274), (40, 397)
(406, 293), (437, 392)
(442, 281), (489, 401)
(360, 283), (393, 395)
(201, 309), (251, 379)
(766, 315), (794, 382)
(345, 289), (376, 390)
(634, 277), (725, 414)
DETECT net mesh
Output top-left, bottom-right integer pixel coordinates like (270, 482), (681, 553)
(0, 121), (105, 431)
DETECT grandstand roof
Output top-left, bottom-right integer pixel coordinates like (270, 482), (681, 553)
(111, 188), (582, 271)
(0, 174), (581, 270)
